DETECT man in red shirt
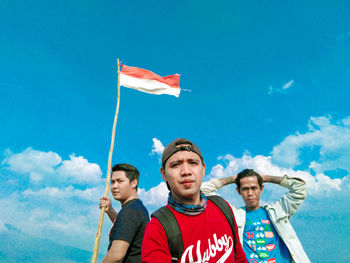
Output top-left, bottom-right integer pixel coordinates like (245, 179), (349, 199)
(141, 138), (246, 263)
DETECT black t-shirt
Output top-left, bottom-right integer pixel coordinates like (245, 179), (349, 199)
(108, 199), (149, 263)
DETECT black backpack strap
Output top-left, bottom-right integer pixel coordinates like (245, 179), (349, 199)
(151, 207), (183, 262)
(207, 195), (237, 257)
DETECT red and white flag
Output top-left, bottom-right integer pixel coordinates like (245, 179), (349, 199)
(119, 64), (181, 97)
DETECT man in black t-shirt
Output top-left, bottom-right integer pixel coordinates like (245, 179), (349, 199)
(99, 163), (149, 263)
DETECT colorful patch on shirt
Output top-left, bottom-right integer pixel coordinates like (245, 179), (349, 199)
(257, 246), (267, 252)
(268, 258), (277, 263)
(261, 219), (270, 224)
(256, 238), (266, 245)
(255, 232), (265, 238)
(247, 219), (252, 225)
(259, 252), (269, 258)
(247, 240), (256, 245)
(264, 231), (274, 238)
(255, 226), (264, 231)
(247, 232), (255, 239)
(266, 244), (276, 251)
(264, 224), (272, 231)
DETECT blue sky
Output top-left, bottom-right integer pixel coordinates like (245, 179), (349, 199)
(1, 1), (350, 262)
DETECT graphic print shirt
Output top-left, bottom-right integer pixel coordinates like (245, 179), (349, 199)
(141, 200), (247, 263)
(243, 208), (290, 263)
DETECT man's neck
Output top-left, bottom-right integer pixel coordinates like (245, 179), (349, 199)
(120, 193), (138, 206)
(171, 192), (201, 206)
(245, 205), (261, 211)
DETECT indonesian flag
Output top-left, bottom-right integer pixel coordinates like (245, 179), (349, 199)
(119, 64), (181, 97)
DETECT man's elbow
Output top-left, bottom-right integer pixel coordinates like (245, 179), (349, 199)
(113, 256), (124, 263)
(102, 254), (124, 263)
(296, 183), (308, 200)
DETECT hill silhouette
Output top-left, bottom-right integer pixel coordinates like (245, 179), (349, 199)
(0, 224), (103, 263)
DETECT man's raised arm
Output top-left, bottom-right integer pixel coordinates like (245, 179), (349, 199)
(261, 174), (284, 185)
(262, 174), (307, 218)
(201, 175), (237, 196)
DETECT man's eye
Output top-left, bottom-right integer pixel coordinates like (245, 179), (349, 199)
(171, 163), (179, 167)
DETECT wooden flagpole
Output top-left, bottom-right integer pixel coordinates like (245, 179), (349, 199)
(91, 58), (121, 263)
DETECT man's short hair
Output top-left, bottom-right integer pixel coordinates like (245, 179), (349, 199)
(236, 169), (263, 190)
(112, 163), (140, 189)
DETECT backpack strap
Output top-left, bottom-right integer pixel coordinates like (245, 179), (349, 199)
(207, 195), (237, 257)
(151, 207), (183, 262)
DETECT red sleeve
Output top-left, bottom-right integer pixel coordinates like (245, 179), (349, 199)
(141, 217), (173, 263)
(229, 203), (247, 263)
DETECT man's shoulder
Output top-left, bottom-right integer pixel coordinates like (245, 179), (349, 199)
(123, 199), (147, 210)
(119, 199), (149, 220)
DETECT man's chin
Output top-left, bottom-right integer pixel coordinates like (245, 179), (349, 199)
(113, 194), (121, 200)
(173, 189), (199, 201)
(246, 204), (259, 211)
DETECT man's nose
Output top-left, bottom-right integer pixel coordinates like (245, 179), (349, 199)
(181, 163), (191, 176)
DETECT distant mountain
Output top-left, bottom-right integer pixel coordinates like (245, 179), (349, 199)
(0, 224), (104, 263)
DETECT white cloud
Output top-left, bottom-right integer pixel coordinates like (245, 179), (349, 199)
(267, 85), (273, 95)
(2, 148), (61, 183)
(0, 220), (7, 233)
(150, 138), (164, 156)
(138, 182), (168, 207)
(335, 31), (350, 43)
(0, 148), (107, 250)
(282, 79), (294, 90)
(23, 186), (103, 202)
(57, 154), (103, 184)
(341, 116), (350, 125)
(2, 148), (103, 185)
(312, 173), (343, 194)
(271, 115), (350, 173)
(267, 79), (294, 94)
(0, 192), (108, 251)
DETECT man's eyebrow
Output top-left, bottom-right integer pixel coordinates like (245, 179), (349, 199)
(168, 159), (183, 164)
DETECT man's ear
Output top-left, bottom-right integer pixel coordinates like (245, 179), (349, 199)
(236, 187), (241, 195)
(201, 162), (206, 178)
(160, 167), (166, 181)
(260, 184), (264, 192)
(131, 179), (138, 189)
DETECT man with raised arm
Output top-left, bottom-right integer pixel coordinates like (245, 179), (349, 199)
(99, 163), (149, 263)
(201, 169), (310, 263)
(141, 138), (247, 263)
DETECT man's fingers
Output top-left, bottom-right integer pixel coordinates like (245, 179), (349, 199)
(99, 197), (111, 213)
(99, 201), (108, 208)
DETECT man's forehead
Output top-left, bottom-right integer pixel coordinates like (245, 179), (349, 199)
(240, 176), (259, 185)
(111, 170), (126, 179)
